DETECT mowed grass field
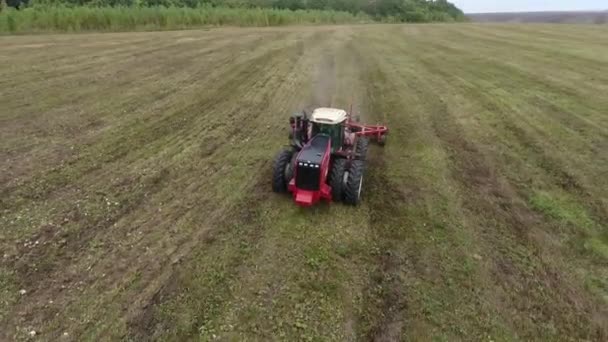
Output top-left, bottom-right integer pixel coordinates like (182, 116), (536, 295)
(1, 24), (607, 341)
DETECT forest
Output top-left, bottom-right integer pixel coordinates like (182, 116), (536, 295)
(2, 0), (465, 23)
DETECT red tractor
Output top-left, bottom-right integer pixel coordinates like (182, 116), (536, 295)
(272, 107), (388, 206)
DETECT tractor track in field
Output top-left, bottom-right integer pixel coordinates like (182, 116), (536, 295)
(362, 150), (411, 342)
(126, 30), (358, 340)
(4, 38), (291, 288)
(389, 30), (607, 335)
(351, 46), (413, 341)
(426, 92), (607, 340)
(126, 166), (275, 340)
(311, 52), (337, 108)
(1, 29), (329, 340)
(404, 33), (608, 223)
(427, 97), (541, 241)
(425, 61), (607, 227)
(125, 30), (346, 340)
(0, 33), (286, 204)
(3, 32), (291, 206)
(498, 117), (608, 227)
(355, 27), (607, 339)
(2, 25), (607, 341)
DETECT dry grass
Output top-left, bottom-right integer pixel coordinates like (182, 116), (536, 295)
(1, 24), (607, 341)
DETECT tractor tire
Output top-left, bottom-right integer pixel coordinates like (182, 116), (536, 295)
(355, 137), (369, 160)
(378, 134), (388, 147)
(272, 149), (294, 193)
(329, 158), (347, 201)
(286, 153), (297, 181)
(344, 160), (364, 206)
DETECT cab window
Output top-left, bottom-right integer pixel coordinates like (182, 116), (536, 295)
(312, 123), (342, 151)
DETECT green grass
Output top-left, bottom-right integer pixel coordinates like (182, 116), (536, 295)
(0, 270), (18, 323)
(531, 190), (608, 256)
(0, 24), (607, 341)
(530, 191), (597, 233)
(0, 5), (370, 33)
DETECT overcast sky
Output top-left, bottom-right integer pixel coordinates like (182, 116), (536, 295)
(452, 0), (606, 13)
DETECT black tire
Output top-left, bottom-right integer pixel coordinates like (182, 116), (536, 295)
(272, 149), (294, 193)
(355, 137), (369, 160)
(286, 153), (297, 181)
(329, 158), (347, 201)
(344, 160), (364, 206)
(378, 134), (387, 147)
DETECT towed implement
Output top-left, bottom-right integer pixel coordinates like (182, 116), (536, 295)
(272, 107), (388, 207)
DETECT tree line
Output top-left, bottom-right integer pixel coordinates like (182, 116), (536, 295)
(3, 0), (465, 22)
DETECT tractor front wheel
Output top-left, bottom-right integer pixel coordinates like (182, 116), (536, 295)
(272, 149), (294, 193)
(344, 160), (364, 205)
(378, 133), (388, 146)
(355, 137), (369, 160)
(329, 158), (347, 201)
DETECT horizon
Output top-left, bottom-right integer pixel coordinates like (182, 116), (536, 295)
(452, 0), (605, 14)
(465, 9), (607, 15)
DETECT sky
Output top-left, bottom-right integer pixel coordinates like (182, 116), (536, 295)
(451, 0), (607, 13)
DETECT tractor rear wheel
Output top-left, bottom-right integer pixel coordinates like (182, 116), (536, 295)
(355, 137), (369, 160)
(344, 160), (364, 205)
(272, 149), (294, 193)
(329, 158), (347, 201)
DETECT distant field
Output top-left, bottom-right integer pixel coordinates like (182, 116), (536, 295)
(1, 24), (607, 341)
(468, 11), (608, 24)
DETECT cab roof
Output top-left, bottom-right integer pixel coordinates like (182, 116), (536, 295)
(311, 107), (347, 124)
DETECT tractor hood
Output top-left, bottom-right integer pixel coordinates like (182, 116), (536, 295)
(295, 135), (330, 191)
(297, 134), (329, 165)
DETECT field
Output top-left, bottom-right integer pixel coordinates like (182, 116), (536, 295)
(1, 24), (607, 341)
(468, 11), (608, 24)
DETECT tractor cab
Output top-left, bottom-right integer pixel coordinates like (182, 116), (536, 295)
(310, 108), (347, 152)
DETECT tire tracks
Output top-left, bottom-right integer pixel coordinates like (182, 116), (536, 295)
(122, 29), (339, 341)
(0, 30), (318, 341)
(350, 38), (412, 342)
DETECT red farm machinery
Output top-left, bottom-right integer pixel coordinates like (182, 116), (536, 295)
(272, 107), (389, 207)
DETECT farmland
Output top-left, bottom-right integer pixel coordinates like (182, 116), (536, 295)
(1, 24), (607, 341)
(468, 11), (608, 24)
